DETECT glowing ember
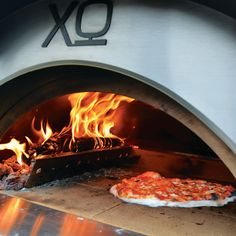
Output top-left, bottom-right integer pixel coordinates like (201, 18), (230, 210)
(0, 92), (134, 165)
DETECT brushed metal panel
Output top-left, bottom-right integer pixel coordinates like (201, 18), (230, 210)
(0, 194), (140, 235)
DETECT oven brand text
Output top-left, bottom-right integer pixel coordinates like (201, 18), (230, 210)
(42, 0), (113, 47)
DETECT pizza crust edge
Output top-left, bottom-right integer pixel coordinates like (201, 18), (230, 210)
(110, 185), (236, 208)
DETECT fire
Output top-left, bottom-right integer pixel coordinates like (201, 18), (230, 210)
(31, 117), (53, 144)
(0, 138), (28, 165)
(67, 92), (134, 142)
(0, 92), (134, 165)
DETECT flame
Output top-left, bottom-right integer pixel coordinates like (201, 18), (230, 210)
(0, 92), (134, 165)
(31, 117), (53, 144)
(0, 138), (28, 165)
(67, 92), (134, 142)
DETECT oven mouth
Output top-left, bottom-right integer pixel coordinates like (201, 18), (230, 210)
(0, 64), (235, 190)
(1, 91), (217, 158)
(0, 63), (236, 235)
(1, 89), (228, 188)
(0, 64), (236, 178)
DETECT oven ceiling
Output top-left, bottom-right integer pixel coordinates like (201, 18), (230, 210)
(0, 0), (236, 20)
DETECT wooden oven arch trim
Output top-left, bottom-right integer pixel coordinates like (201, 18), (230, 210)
(1, 61), (236, 178)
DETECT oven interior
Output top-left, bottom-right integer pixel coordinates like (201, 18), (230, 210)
(0, 65), (236, 235)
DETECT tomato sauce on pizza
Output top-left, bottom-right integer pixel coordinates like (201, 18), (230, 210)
(110, 172), (236, 207)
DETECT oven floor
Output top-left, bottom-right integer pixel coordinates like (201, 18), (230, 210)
(3, 150), (236, 236)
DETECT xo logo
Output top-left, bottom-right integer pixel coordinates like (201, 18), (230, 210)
(42, 0), (113, 47)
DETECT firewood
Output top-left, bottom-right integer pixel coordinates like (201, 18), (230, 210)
(70, 137), (123, 152)
(28, 135), (123, 157)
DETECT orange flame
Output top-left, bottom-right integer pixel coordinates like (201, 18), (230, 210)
(31, 117), (53, 144)
(0, 138), (28, 165)
(0, 92), (134, 165)
(67, 92), (134, 142)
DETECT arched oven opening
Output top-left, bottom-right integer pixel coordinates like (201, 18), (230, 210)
(0, 64), (235, 188)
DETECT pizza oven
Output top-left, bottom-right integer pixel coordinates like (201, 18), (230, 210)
(0, 0), (236, 235)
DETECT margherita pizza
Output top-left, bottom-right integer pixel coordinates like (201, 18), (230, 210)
(110, 171), (236, 207)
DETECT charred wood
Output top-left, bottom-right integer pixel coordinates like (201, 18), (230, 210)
(70, 137), (123, 152)
(28, 135), (123, 157)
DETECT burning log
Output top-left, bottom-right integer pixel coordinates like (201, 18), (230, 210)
(0, 92), (136, 189)
(28, 135), (123, 157)
(28, 133), (71, 157)
(70, 137), (123, 152)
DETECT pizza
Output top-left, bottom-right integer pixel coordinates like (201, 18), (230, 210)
(110, 171), (236, 207)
